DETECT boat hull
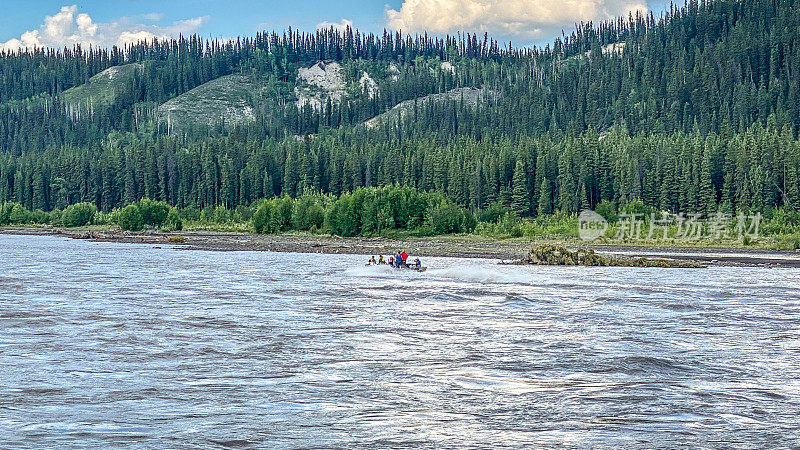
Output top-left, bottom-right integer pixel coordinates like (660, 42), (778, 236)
(366, 264), (427, 272)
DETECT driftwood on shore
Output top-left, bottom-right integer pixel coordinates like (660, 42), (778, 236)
(511, 245), (707, 268)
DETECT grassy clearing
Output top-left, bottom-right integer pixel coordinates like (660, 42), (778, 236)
(61, 64), (143, 107)
(157, 74), (260, 131)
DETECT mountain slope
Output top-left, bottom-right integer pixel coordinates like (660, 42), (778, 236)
(364, 87), (491, 128)
(61, 63), (142, 108)
(158, 74), (261, 132)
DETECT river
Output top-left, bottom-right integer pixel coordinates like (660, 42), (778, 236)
(1, 234), (799, 447)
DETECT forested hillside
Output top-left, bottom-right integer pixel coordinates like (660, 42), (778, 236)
(1, 0), (799, 222)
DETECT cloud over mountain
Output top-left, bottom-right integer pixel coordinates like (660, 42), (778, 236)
(385, 0), (647, 42)
(0, 5), (208, 52)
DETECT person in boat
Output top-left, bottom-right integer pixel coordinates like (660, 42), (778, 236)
(400, 250), (408, 266)
(368, 256), (376, 265)
(378, 255), (385, 264)
(396, 251), (405, 268)
(388, 255), (394, 266)
(413, 258), (421, 268)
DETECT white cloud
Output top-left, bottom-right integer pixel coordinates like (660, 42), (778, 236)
(143, 13), (164, 22)
(316, 19), (353, 33)
(385, 0), (647, 42)
(0, 5), (209, 52)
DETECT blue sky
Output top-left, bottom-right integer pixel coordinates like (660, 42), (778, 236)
(0, 1), (398, 39)
(1, 0), (677, 51)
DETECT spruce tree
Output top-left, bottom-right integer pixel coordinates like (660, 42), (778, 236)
(510, 160), (529, 216)
(537, 177), (552, 216)
(557, 151), (577, 213)
(698, 149), (715, 214)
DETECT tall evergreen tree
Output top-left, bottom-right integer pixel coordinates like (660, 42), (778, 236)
(511, 160), (529, 216)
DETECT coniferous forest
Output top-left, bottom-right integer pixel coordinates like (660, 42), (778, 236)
(1, 0), (800, 238)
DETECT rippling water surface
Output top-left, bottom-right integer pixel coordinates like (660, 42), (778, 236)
(1, 234), (799, 447)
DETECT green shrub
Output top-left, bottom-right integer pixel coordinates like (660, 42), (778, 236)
(461, 210), (478, 233)
(292, 196), (325, 231)
(273, 197), (293, 231)
(0, 202), (38, 225)
(0, 202), (14, 225)
(250, 187), (475, 236)
(179, 206), (201, 222)
(9, 203), (31, 224)
(30, 209), (50, 224)
(199, 207), (213, 223)
(776, 234), (800, 250)
(93, 212), (111, 225)
(619, 199), (656, 217)
(212, 205), (231, 224)
(233, 205), (254, 223)
(304, 204), (325, 230)
(522, 211), (578, 237)
(761, 207), (800, 236)
(409, 224), (437, 237)
(138, 199), (171, 227)
(252, 197), (294, 234)
(49, 209), (63, 226)
(164, 208), (183, 231)
(326, 194), (359, 236)
(252, 201), (273, 234)
(595, 200), (617, 222)
(0, 204), (50, 225)
(478, 202), (510, 223)
(475, 211), (578, 239)
(117, 204), (144, 231)
(61, 203), (97, 227)
(426, 201), (464, 234)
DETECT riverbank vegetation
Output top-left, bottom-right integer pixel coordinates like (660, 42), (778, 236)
(3, 187), (800, 249)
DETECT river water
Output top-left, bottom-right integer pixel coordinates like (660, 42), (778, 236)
(1, 234), (799, 447)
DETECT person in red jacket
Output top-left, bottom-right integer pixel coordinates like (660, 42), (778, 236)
(400, 250), (408, 265)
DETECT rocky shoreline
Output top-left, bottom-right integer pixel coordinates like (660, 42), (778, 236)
(3, 227), (800, 268)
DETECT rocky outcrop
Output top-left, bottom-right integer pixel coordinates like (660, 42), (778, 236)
(295, 61), (346, 110)
(359, 71), (379, 99)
